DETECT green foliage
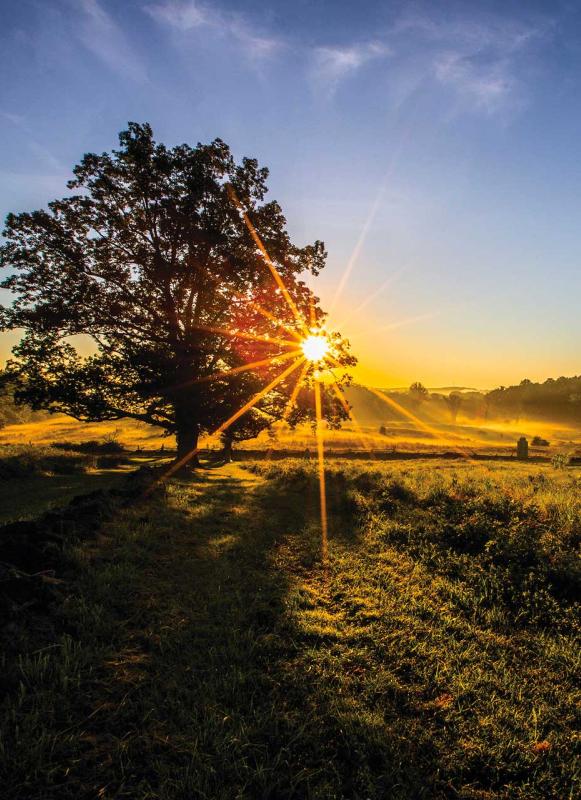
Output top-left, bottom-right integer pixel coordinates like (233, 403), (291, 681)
(446, 390), (462, 422)
(251, 460), (581, 630)
(552, 452), (571, 470)
(51, 438), (125, 454)
(0, 370), (45, 427)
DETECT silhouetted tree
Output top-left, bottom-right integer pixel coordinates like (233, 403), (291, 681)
(446, 392), (462, 424)
(409, 382), (428, 405)
(0, 123), (355, 464)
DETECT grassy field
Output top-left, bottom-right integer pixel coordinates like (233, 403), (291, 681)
(0, 445), (163, 524)
(1, 456), (579, 798)
(2, 411), (580, 458)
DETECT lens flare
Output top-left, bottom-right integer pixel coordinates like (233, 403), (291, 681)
(302, 333), (329, 362)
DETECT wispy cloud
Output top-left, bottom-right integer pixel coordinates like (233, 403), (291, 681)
(145, 2), (547, 114)
(434, 52), (513, 111)
(71, 0), (145, 82)
(146, 0), (208, 29)
(1, 113), (64, 173)
(312, 42), (390, 95)
(0, 111), (25, 126)
(146, 0), (281, 61)
(305, 7), (548, 113)
(389, 7), (551, 113)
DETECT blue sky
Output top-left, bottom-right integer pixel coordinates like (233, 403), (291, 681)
(1, 0), (579, 387)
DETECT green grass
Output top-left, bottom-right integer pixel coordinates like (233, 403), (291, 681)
(0, 446), (163, 523)
(0, 459), (579, 798)
(0, 472), (134, 524)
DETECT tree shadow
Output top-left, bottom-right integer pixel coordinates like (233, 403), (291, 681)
(0, 470), (130, 524)
(64, 468), (451, 799)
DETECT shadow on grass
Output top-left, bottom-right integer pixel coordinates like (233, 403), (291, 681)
(1, 467), (456, 800)
(35, 467), (449, 800)
(0, 470), (131, 525)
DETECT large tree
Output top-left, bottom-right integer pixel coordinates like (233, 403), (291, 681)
(0, 123), (355, 461)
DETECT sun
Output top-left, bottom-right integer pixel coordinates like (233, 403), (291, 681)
(302, 333), (329, 362)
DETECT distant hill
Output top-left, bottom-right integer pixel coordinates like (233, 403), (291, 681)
(425, 386), (480, 394)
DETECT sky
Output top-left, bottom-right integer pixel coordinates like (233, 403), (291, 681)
(0, 0), (580, 389)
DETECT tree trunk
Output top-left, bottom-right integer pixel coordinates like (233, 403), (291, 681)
(222, 437), (233, 463)
(175, 422), (200, 468)
(171, 372), (201, 469)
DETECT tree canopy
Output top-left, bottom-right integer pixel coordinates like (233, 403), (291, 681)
(0, 123), (355, 459)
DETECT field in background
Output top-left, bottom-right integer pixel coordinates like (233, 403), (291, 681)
(1, 411), (580, 457)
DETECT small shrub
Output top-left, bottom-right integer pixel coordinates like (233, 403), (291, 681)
(551, 453), (571, 469)
(52, 439), (125, 455)
(377, 478), (416, 511)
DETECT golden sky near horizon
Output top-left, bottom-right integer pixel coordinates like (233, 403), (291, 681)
(1, 303), (578, 392)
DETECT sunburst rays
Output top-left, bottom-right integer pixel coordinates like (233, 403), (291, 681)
(151, 180), (461, 564)
(192, 324), (299, 351)
(314, 377), (328, 561)
(149, 356), (306, 488)
(329, 380), (377, 459)
(227, 184), (309, 336)
(191, 349), (303, 385)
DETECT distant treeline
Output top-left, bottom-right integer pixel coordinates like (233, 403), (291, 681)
(345, 375), (581, 426)
(2, 368), (580, 430)
(486, 376), (581, 423)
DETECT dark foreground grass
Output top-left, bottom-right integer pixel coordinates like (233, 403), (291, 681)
(0, 460), (579, 798)
(0, 446), (161, 523)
